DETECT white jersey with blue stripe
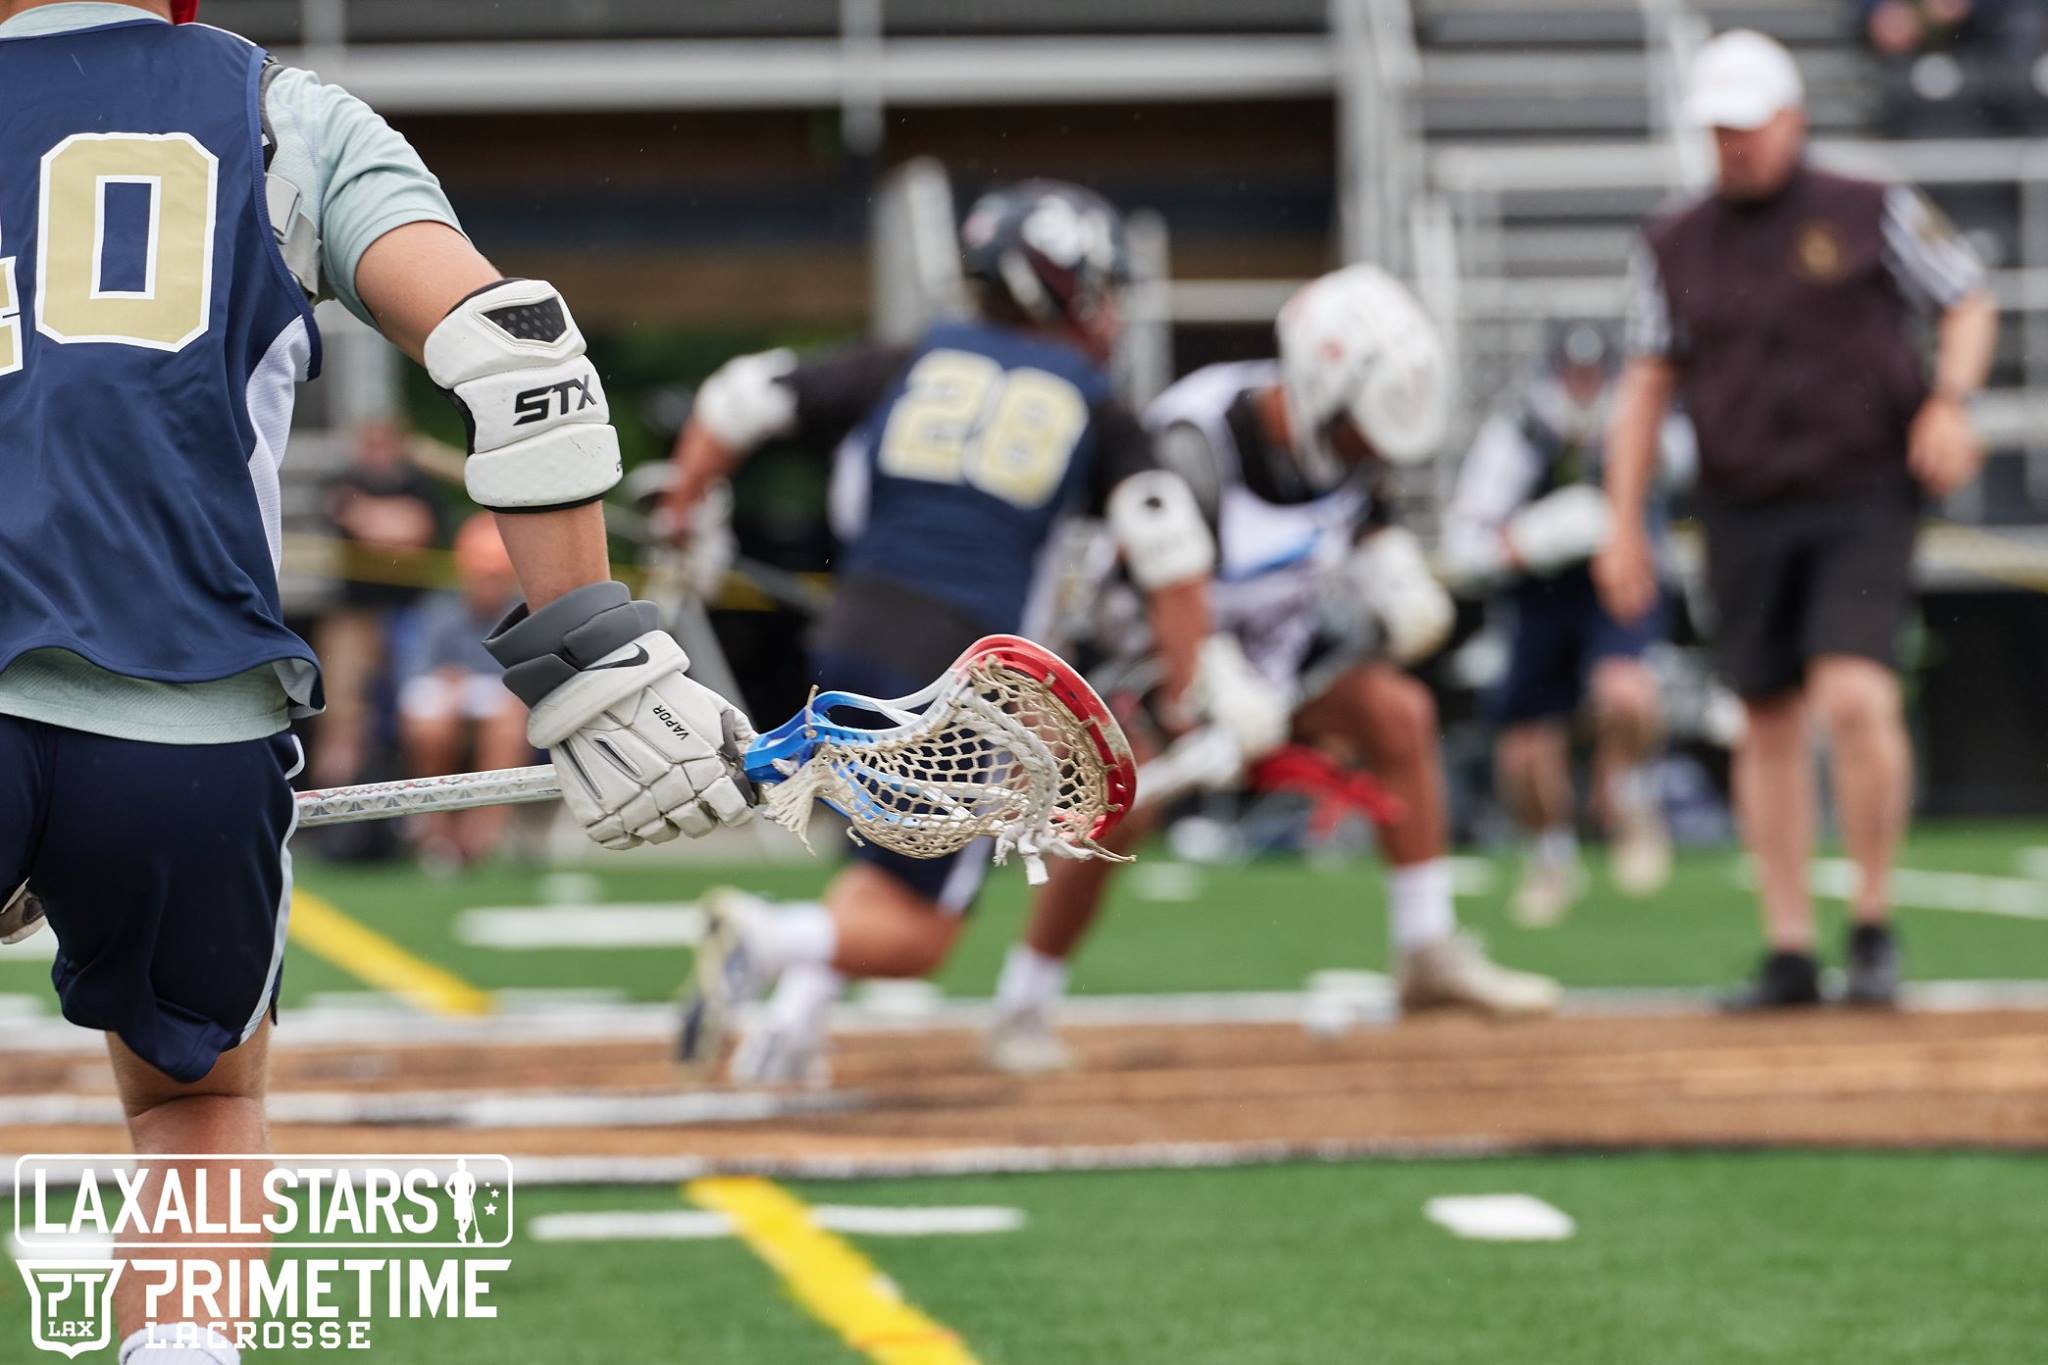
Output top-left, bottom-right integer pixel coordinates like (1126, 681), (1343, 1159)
(0, 18), (322, 711)
(1144, 361), (1368, 680)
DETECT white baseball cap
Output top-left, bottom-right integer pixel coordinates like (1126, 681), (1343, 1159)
(1685, 29), (1805, 131)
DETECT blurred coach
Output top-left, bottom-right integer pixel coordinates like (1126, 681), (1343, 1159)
(1597, 30), (1997, 1009)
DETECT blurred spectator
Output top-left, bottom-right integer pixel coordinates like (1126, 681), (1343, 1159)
(310, 418), (446, 787)
(1861, 0), (2048, 133)
(396, 515), (531, 868)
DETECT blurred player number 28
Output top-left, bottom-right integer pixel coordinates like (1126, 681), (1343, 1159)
(0, 131), (220, 375)
(878, 348), (1088, 508)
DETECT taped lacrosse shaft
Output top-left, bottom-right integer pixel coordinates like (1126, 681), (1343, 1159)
(298, 766), (562, 828)
(295, 635), (1138, 882)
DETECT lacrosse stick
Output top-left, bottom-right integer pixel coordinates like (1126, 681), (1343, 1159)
(296, 635), (1137, 885)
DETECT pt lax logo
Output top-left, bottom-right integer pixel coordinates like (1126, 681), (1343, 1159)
(18, 1260), (124, 1359)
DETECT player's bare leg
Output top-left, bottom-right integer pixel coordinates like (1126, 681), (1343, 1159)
(108, 1023), (273, 1359)
(988, 808), (1156, 1074)
(1810, 654), (1908, 1003)
(1495, 720), (1582, 926)
(681, 864), (966, 1086)
(1734, 692), (1815, 951)
(1590, 657), (1670, 898)
(1299, 664), (1559, 1018)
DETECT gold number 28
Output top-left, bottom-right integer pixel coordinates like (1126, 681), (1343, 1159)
(877, 348), (1089, 509)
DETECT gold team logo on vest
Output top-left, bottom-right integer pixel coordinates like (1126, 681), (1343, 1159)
(1793, 222), (1846, 283)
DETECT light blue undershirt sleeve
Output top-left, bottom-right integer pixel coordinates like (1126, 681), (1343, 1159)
(264, 64), (465, 327)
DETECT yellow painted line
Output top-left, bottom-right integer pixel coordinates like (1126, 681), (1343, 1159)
(687, 1177), (981, 1365)
(288, 889), (495, 1017)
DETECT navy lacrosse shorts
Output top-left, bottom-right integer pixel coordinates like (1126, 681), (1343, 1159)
(0, 715), (300, 1082)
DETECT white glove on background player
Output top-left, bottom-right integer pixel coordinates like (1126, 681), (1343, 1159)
(1347, 527), (1455, 666)
(1189, 635), (1292, 764)
(1506, 486), (1613, 577)
(487, 582), (756, 850)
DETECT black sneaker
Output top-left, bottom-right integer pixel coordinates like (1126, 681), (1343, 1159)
(1844, 923), (1901, 1008)
(1719, 950), (1824, 1012)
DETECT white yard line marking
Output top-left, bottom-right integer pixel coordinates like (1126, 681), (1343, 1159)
(1810, 859), (2048, 922)
(456, 904), (707, 949)
(1447, 856), (1499, 897)
(0, 932), (58, 962)
(528, 1205), (1024, 1243)
(1424, 1194), (1575, 1242)
(1131, 862), (1205, 902)
(0, 979), (2044, 1057)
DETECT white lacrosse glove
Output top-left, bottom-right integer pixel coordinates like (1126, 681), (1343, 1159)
(1188, 635), (1292, 764)
(1, 881), (46, 946)
(1348, 527), (1455, 666)
(486, 582), (756, 850)
(1506, 485), (1613, 577)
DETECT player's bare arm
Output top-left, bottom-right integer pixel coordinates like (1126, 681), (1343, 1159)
(355, 222), (610, 605)
(1595, 355), (1675, 624)
(353, 220), (755, 847)
(1910, 288), (1996, 499)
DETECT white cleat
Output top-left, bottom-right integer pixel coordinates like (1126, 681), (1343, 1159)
(728, 1019), (830, 1089)
(676, 887), (769, 1075)
(984, 1010), (1076, 1076)
(1610, 812), (1673, 899)
(1511, 855), (1585, 929)
(1397, 933), (1561, 1020)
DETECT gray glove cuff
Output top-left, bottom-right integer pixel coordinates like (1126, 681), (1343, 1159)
(484, 580), (664, 708)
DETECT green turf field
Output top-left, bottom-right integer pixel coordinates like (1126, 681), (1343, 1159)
(5, 1153), (2042, 1363)
(3, 819), (2037, 1009)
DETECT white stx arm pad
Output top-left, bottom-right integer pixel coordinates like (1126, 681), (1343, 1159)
(425, 278), (623, 511)
(1505, 485), (1613, 577)
(694, 349), (800, 450)
(1107, 470), (1217, 590)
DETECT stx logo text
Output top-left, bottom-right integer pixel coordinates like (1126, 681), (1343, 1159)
(513, 376), (598, 425)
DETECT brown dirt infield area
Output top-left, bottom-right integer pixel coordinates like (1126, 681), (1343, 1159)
(2, 1008), (2043, 1166)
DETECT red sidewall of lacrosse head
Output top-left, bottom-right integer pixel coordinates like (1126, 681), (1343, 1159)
(952, 634), (1137, 840)
(172, 0), (201, 22)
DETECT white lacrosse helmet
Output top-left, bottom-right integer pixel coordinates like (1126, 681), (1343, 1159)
(1275, 265), (1449, 482)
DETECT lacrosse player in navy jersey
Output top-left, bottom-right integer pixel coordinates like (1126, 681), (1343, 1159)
(985, 266), (1562, 1073)
(0, 3), (752, 1358)
(1441, 323), (1684, 927)
(667, 181), (1285, 1084)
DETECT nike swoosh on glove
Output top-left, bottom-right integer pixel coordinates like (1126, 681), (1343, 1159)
(487, 582), (757, 850)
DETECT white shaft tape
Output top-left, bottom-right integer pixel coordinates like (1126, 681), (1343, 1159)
(425, 278), (621, 510)
(1107, 470), (1215, 590)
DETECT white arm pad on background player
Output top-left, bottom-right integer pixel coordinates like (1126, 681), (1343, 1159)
(1349, 527), (1456, 666)
(485, 582), (756, 849)
(1190, 635), (1293, 764)
(1505, 485), (1613, 577)
(693, 349), (801, 450)
(1107, 470), (1217, 590)
(425, 278), (623, 511)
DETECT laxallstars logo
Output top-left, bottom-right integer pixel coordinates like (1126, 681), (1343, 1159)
(17, 1260), (123, 1359)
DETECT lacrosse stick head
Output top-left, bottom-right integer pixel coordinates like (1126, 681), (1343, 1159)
(744, 635), (1136, 882)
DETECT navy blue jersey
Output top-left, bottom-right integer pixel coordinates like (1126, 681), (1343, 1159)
(0, 20), (322, 707)
(813, 320), (1145, 635)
